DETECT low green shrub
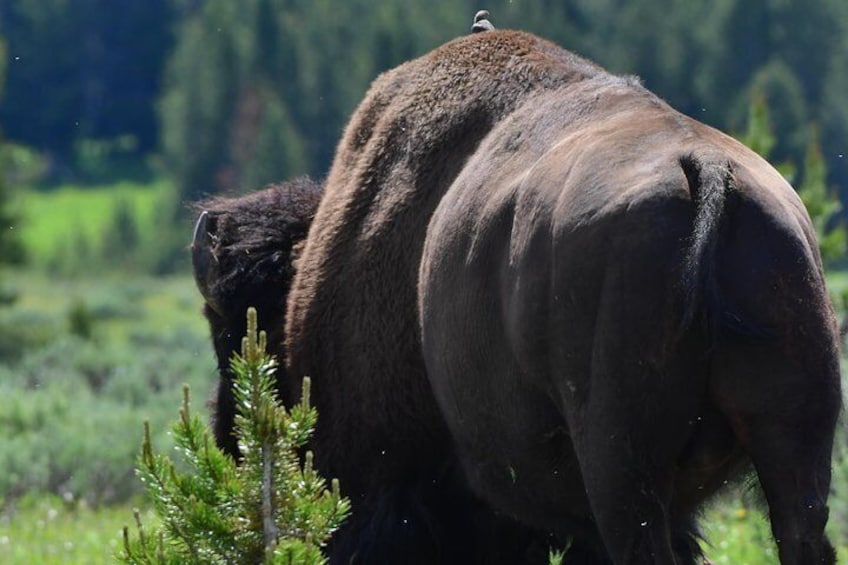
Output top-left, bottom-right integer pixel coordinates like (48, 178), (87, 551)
(0, 327), (216, 506)
(0, 308), (60, 362)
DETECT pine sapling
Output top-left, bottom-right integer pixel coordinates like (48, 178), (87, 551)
(120, 307), (349, 564)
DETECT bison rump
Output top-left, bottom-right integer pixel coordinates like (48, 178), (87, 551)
(419, 80), (840, 563)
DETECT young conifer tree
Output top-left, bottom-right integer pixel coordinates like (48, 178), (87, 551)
(740, 95), (846, 266)
(120, 307), (349, 564)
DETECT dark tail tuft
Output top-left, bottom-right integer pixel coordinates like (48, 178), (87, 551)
(678, 152), (734, 336)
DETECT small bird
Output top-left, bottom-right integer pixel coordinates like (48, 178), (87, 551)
(471, 10), (495, 33)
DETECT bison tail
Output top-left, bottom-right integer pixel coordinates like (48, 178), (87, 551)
(677, 152), (734, 338)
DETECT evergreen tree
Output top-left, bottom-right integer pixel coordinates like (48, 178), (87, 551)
(821, 45), (848, 200)
(742, 59), (810, 165)
(739, 96), (776, 159)
(159, 2), (239, 206)
(100, 197), (140, 269)
(799, 138), (846, 266)
(234, 83), (307, 192)
(120, 307), (349, 564)
(0, 0), (176, 165)
(739, 96), (845, 267)
(0, 36), (23, 270)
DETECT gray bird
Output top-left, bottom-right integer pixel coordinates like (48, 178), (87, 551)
(471, 10), (494, 33)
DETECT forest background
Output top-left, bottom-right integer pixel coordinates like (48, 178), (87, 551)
(0, 0), (847, 563)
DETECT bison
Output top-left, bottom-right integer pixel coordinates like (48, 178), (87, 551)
(193, 29), (841, 564)
(191, 177), (322, 459)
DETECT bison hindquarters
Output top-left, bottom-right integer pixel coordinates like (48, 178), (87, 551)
(420, 134), (840, 563)
(707, 192), (840, 565)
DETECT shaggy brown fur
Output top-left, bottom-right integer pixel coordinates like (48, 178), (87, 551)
(192, 177), (322, 458)
(284, 30), (608, 564)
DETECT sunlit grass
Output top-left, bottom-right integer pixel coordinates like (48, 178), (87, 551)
(4, 270), (207, 345)
(0, 495), (153, 565)
(14, 179), (173, 270)
(4, 494), (845, 564)
(701, 500), (777, 564)
(701, 498), (848, 564)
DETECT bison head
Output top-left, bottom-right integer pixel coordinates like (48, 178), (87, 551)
(191, 177), (322, 457)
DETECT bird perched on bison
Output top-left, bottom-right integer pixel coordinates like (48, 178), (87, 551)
(193, 26), (841, 565)
(471, 10), (495, 33)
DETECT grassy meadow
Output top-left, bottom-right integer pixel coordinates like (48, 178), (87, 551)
(13, 178), (182, 276)
(18, 180), (166, 258)
(0, 495), (158, 564)
(0, 178), (214, 563)
(0, 266), (215, 564)
(2, 179), (848, 563)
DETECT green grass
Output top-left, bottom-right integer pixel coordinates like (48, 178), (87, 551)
(701, 501), (778, 564)
(2, 495), (845, 564)
(701, 500), (848, 564)
(5, 269), (207, 343)
(18, 180), (169, 254)
(14, 179), (177, 273)
(0, 496), (152, 565)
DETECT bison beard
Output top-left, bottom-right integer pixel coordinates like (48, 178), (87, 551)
(194, 30), (841, 565)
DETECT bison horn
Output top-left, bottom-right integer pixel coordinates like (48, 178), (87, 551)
(471, 10), (494, 33)
(191, 210), (223, 314)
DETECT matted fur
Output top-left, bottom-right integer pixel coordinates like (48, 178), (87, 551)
(192, 177), (322, 459)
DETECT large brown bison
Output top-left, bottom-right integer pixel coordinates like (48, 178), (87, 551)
(194, 29), (841, 564)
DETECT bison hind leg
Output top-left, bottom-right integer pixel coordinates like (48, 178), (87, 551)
(326, 472), (547, 565)
(552, 527), (702, 565)
(669, 523), (705, 564)
(561, 244), (711, 563)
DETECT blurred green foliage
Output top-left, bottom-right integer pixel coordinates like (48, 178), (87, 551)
(0, 36), (23, 270)
(738, 95), (846, 268)
(157, 0), (848, 207)
(0, 272), (213, 507)
(17, 179), (186, 275)
(1, 0), (847, 202)
(0, 0), (174, 165)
